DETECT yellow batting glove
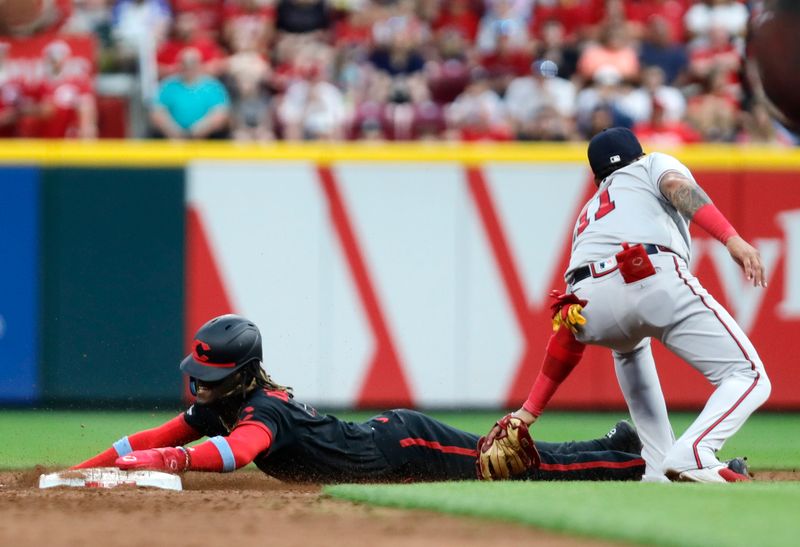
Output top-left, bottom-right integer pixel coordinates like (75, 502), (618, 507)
(552, 304), (587, 334)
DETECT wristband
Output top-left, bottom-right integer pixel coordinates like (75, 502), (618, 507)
(177, 446), (191, 471)
(692, 203), (738, 244)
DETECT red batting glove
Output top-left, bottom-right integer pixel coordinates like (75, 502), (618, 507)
(115, 447), (190, 473)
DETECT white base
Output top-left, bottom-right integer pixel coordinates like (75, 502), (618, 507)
(38, 467), (183, 491)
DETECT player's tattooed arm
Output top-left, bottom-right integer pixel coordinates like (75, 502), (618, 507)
(658, 170), (711, 218)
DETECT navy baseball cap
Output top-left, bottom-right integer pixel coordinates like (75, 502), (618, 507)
(587, 127), (643, 178)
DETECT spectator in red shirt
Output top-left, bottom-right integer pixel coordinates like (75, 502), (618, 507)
(480, 25), (535, 94)
(32, 41), (98, 139)
(333, 8), (374, 49)
(426, 47), (471, 105)
(171, 0), (223, 39)
(432, 0), (480, 43)
(222, 0), (276, 52)
(688, 24), (740, 95)
(157, 12), (225, 77)
(531, 0), (601, 44)
(633, 97), (700, 146)
(623, 0), (688, 43)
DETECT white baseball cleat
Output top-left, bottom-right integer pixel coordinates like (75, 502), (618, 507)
(665, 463), (750, 483)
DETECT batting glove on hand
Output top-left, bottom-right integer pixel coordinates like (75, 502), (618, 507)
(476, 415), (541, 480)
(115, 447), (190, 474)
(549, 290), (588, 334)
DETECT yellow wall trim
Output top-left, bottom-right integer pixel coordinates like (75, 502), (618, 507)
(0, 140), (799, 168)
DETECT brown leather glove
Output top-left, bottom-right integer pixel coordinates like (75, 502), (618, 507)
(476, 415), (541, 480)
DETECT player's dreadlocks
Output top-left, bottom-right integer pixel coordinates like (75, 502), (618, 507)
(249, 361), (293, 397)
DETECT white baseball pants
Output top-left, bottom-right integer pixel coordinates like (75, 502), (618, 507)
(569, 251), (771, 479)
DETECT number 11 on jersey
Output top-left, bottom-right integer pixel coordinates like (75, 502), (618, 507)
(576, 188), (616, 236)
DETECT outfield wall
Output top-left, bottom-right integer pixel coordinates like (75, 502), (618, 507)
(1, 141), (798, 409)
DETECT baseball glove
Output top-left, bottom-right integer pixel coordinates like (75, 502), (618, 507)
(476, 415), (541, 480)
(549, 290), (588, 334)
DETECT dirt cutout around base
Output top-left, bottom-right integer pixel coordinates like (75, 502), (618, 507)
(0, 470), (620, 547)
(2, 469), (797, 547)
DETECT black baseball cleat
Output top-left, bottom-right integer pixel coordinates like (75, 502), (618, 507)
(605, 420), (643, 454)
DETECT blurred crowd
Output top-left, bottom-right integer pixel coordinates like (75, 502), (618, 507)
(0, 0), (795, 145)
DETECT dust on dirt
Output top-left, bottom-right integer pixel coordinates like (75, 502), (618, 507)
(0, 470), (618, 547)
(2, 469), (797, 547)
(753, 470), (800, 481)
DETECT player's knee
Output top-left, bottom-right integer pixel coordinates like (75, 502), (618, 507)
(756, 370), (772, 403)
(612, 342), (649, 360)
(736, 367), (771, 407)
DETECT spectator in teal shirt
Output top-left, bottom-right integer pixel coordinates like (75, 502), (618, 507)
(150, 47), (231, 139)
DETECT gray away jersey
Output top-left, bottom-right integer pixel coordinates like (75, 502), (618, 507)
(567, 152), (695, 277)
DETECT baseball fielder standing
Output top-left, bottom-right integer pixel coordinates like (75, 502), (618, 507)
(485, 127), (770, 483)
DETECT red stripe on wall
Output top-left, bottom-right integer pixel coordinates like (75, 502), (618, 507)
(538, 458), (645, 472)
(185, 206), (235, 401)
(399, 437), (478, 457)
(318, 166), (413, 408)
(466, 167), (539, 408)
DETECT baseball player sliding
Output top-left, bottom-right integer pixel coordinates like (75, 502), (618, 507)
(74, 315), (648, 482)
(482, 128), (769, 483)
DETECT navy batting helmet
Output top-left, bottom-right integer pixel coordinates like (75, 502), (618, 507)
(180, 314), (262, 383)
(587, 127), (643, 179)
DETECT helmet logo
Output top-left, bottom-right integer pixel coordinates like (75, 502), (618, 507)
(194, 340), (211, 362)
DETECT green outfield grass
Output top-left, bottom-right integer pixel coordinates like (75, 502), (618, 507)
(3, 410), (798, 547)
(326, 481), (800, 547)
(1, 409), (798, 469)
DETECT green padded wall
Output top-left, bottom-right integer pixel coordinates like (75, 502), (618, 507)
(41, 168), (184, 406)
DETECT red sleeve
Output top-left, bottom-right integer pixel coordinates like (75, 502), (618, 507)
(522, 328), (586, 416)
(73, 415), (202, 469)
(691, 203), (738, 243)
(187, 422), (273, 472)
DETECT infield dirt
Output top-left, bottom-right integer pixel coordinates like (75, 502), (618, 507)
(0, 469), (623, 547)
(2, 469), (798, 547)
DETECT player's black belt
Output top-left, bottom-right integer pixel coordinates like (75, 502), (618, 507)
(566, 244), (672, 285)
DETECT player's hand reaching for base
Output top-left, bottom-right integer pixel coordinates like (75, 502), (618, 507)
(115, 447), (190, 474)
(726, 236), (766, 288)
